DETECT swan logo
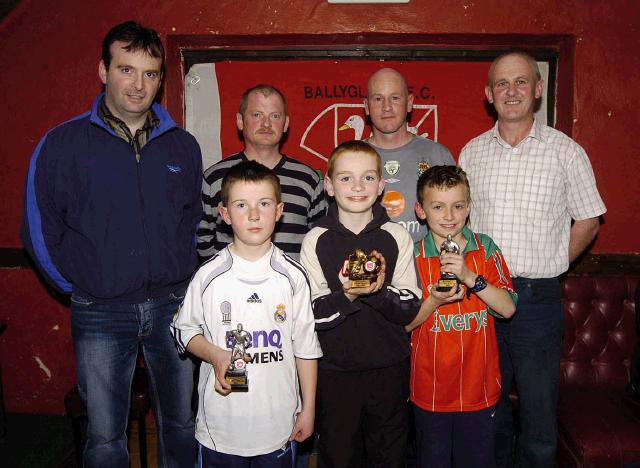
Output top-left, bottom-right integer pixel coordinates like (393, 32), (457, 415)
(299, 103), (439, 162)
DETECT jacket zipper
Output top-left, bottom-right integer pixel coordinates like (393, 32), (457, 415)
(134, 138), (152, 297)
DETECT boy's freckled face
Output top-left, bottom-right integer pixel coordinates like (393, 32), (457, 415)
(325, 151), (385, 215)
(219, 180), (284, 250)
(415, 184), (470, 244)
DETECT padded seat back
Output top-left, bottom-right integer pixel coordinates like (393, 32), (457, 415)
(560, 276), (638, 390)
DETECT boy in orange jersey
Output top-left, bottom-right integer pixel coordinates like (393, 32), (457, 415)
(405, 165), (517, 468)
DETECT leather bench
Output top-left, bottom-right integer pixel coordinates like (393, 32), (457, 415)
(556, 275), (640, 467)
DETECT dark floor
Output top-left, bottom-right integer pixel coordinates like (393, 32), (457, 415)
(0, 413), (318, 468)
(0, 413), (75, 468)
(0, 413), (153, 468)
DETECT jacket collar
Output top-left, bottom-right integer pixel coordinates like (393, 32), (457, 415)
(89, 93), (177, 142)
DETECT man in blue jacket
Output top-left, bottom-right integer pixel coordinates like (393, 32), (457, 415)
(21, 21), (201, 467)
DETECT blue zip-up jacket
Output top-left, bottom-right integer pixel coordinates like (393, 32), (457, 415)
(21, 94), (203, 303)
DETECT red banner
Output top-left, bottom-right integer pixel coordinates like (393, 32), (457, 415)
(214, 60), (495, 170)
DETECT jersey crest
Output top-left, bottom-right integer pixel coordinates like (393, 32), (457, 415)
(274, 304), (287, 323)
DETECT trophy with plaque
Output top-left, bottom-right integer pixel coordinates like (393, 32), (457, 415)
(436, 235), (461, 292)
(347, 248), (382, 288)
(225, 323), (250, 392)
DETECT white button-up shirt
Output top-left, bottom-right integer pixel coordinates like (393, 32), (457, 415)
(459, 119), (606, 279)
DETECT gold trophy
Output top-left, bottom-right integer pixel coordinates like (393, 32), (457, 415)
(348, 248), (382, 288)
(436, 235), (460, 292)
(225, 323), (250, 392)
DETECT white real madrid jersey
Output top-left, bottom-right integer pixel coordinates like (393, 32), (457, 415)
(171, 245), (322, 456)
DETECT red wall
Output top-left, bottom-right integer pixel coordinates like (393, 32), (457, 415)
(1, 0), (638, 413)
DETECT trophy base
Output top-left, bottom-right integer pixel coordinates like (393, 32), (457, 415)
(225, 371), (249, 392)
(351, 279), (372, 288)
(436, 279), (458, 292)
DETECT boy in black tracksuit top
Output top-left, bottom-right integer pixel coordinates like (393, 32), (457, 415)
(301, 140), (422, 467)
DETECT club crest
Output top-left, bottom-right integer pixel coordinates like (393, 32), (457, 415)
(417, 160), (430, 175)
(384, 160), (400, 175)
(274, 304), (287, 323)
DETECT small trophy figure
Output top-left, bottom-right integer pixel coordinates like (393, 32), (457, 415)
(225, 323), (250, 392)
(348, 248), (382, 288)
(436, 235), (461, 292)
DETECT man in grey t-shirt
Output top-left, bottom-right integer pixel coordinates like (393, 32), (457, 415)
(364, 68), (454, 242)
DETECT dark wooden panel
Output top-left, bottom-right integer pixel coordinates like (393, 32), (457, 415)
(568, 253), (640, 277)
(5, 247), (639, 275)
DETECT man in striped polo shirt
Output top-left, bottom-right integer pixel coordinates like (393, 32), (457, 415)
(198, 84), (327, 261)
(459, 51), (606, 467)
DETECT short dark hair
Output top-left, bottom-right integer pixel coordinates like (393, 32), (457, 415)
(102, 21), (164, 70)
(416, 165), (470, 205)
(221, 160), (282, 206)
(239, 84), (287, 115)
(326, 140), (381, 179)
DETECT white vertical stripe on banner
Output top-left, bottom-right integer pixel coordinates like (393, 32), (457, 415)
(536, 61), (549, 126)
(185, 63), (222, 171)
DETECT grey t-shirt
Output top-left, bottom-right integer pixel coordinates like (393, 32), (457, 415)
(369, 136), (455, 242)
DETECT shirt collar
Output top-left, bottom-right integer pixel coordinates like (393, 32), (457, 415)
(490, 117), (546, 148)
(98, 98), (160, 135)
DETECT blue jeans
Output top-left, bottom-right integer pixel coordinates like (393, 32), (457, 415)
(71, 290), (196, 468)
(494, 277), (564, 468)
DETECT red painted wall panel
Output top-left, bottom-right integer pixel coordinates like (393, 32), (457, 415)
(0, 269), (73, 413)
(1, 0), (638, 413)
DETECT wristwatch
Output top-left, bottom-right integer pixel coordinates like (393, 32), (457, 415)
(468, 275), (488, 294)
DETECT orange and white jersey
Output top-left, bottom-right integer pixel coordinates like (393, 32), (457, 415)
(411, 226), (516, 412)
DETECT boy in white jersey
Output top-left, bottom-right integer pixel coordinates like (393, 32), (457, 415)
(172, 160), (322, 467)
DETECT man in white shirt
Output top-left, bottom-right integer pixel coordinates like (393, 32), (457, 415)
(459, 51), (606, 467)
